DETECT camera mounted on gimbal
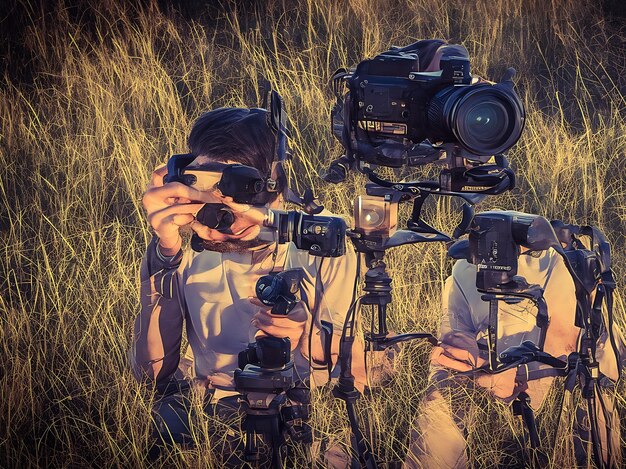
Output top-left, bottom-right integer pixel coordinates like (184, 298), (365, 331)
(234, 268), (312, 468)
(321, 40), (522, 198)
(328, 41), (525, 469)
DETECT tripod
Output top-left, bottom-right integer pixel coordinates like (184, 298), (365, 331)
(360, 250), (439, 351)
(333, 237), (444, 469)
(239, 391), (290, 467)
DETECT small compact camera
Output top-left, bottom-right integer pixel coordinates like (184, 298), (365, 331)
(255, 269), (305, 315)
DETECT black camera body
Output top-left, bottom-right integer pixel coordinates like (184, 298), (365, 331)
(449, 210), (561, 292)
(235, 336), (294, 395)
(349, 53), (471, 150)
(255, 269), (305, 315)
(217, 164), (280, 205)
(272, 210), (347, 257)
(333, 47), (525, 167)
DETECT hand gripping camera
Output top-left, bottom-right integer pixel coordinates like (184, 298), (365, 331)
(164, 154), (347, 257)
(234, 269), (311, 467)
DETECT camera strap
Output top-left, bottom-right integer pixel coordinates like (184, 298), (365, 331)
(548, 222), (620, 468)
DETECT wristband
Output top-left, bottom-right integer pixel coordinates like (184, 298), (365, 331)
(156, 238), (182, 263)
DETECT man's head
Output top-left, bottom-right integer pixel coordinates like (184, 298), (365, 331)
(187, 107), (276, 177)
(185, 107), (282, 253)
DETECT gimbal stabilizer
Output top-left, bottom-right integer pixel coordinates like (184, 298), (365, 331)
(333, 169), (501, 469)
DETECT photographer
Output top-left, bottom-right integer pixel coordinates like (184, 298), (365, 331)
(403, 219), (623, 468)
(130, 107), (365, 464)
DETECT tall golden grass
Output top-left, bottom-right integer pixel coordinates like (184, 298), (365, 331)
(1, 0), (625, 466)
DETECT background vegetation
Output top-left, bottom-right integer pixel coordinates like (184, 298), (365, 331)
(1, 0), (625, 466)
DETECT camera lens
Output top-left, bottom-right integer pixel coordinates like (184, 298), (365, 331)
(195, 203), (235, 232)
(428, 83), (524, 156)
(363, 207), (384, 227)
(361, 206), (385, 230)
(465, 100), (509, 144)
(355, 196), (396, 236)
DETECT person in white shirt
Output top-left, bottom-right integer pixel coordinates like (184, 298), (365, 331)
(404, 217), (623, 468)
(130, 107), (365, 464)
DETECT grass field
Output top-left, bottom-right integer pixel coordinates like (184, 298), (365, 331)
(1, 0), (625, 467)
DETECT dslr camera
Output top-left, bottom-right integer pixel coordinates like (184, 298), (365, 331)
(461, 210), (559, 292)
(164, 153), (347, 257)
(325, 41), (522, 195)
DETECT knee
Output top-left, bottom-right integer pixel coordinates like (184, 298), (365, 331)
(151, 398), (194, 448)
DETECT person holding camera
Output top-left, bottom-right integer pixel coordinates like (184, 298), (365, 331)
(130, 107), (365, 465)
(403, 220), (623, 468)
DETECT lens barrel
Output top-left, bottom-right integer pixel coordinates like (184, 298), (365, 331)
(428, 83), (525, 156)
(195, 203), (235, 232)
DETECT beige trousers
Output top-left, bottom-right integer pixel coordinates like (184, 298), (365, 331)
(403, 374), (622, 468)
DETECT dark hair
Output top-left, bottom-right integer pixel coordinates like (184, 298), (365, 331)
(187, 107), (275, 175)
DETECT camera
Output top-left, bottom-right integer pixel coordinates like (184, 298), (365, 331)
(463, 211), (559, 292)
(255, 269), (305, 315)
(330, 43), (525, 166)
(269, 210), (347, 257)
(163, 153), (347, 256)
(235, 336), (294, 394)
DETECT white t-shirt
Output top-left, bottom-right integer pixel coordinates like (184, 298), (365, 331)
(131, 231), (359, 397)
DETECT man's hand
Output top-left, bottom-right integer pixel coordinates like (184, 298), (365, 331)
(475, 367), (518, 400)
(142, 164), (218, 255)
(431, 332), (518, 400)
(431, 343), (480, 372)
(188, 193), (269, 244)
(249, 297), (308, 352)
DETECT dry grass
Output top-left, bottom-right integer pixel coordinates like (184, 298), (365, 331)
(1, 0), (625, 467)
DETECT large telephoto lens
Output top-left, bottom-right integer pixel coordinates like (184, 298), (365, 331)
(428, 83), (525, 156)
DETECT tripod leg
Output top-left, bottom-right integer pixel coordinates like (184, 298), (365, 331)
(595, 383), (622, 468)
(345, 398), (377, 469)
(586, 392), (605, 469)
(245, 428), (260, 463)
